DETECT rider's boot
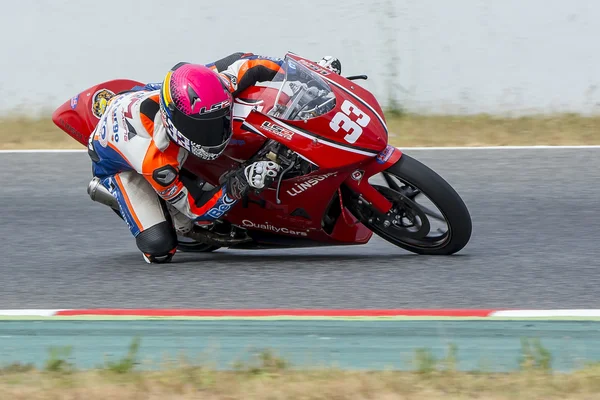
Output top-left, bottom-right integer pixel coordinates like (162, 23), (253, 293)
(167, 203), (193, 236)
(142, 248), (176, 264)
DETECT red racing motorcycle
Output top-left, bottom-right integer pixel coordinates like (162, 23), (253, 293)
(53, 52), (472, 255)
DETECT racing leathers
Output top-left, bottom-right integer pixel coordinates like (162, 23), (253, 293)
(88, 52), (338, 263)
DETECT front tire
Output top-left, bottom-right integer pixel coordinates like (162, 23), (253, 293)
(347, 154), (472, 255)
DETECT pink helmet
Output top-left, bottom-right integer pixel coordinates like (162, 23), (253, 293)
(159, 62), (233, 160)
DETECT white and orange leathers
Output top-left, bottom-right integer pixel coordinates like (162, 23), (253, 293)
(89, 89), (234, 237)
(206, 52), (285, 95)
(89, 53), (286, 238)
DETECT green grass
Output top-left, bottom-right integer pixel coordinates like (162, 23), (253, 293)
(1, 112), (600, 149)
(3, 338), (600, 399)
(385, 112), (600, 147)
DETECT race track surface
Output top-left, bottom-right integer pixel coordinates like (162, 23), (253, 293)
(2, 149), (600, 309)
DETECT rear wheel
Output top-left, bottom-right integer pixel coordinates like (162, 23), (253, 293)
(176, 224), (223, 253)
(346, 154), (472, 255)
(176, 236), (220, 253)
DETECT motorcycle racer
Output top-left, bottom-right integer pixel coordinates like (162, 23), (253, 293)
(87, 52), (342, 264)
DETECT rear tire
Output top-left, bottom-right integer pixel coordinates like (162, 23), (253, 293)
(176, 238), (220, 253)
(347, 154), (472, 255)
(176, 225), (224, 253)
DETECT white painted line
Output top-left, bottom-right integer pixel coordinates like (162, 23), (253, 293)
(491, 309), (600, 318)
(2, 145), (600, 154)
(399, 145), (600, 150)
(0, 309), (65, 317)
(1, 309), (600, 318)
(0, 149), (86, 153)
(273, 118), (379, 157)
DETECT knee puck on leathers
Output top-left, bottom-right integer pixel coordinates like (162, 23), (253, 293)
(136, 221), (177, 263)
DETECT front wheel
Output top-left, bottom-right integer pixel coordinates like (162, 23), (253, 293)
(346, 154), (472, 255)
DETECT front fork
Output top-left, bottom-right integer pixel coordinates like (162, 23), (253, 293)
(343, 145), (403, 214)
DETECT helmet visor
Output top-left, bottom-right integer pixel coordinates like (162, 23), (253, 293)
(171, 106), (232, 147)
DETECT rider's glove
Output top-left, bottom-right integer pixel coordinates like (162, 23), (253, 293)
(244, 161), (280, 189)
(224, 160), (281, 200)
(317, 56), (342, 74)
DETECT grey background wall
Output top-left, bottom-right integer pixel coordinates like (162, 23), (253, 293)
(1, 0), (599, 116)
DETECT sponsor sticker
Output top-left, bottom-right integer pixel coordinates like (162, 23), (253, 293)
(98, 120), (108, 148)
(261, 121), (294, 141)
(167, 191), (186, 204)
(229, 138), (246, 146)
(191, 142), (221, 160)
(158, 185), (179, 199)
(286, 172), (337, 197)
(91, 89), (116, 119)
(206, 194), (236, 219)
(351, 169), (364, 182)
(58, 117), (84, 143)
(376, 145), (394, 164)
(221, 72), (237, 88)
(298, 59), (331, 75)
(70, 94), (79, 110)
(241, 219), (308, 237)
(197, 99), (231, 115)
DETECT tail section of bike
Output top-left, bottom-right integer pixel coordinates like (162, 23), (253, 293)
(52, 79), (144, 146)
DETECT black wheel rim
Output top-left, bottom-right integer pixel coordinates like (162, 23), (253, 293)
(177, 235), (206, 245)
(176, 224), (223, 251)
(356, 172), (452, 249)
(177, 235), (217, 251)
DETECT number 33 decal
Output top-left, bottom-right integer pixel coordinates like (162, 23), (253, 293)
(329, 100), (371, 144)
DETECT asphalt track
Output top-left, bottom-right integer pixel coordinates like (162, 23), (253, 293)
(2, 148), (600, 309)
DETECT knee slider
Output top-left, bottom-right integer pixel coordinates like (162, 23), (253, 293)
(135, 221), (177, 257)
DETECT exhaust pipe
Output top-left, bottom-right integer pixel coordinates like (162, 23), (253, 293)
(87, 177), (119, 210)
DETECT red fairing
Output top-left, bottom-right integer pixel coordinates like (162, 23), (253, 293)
(219, 54), (391, 170)
(344, 145), (403, 214)
(285, 54), (389, 153)
(52, 79), (144, 146)
(221, 86), (269, 161)
(182, 153), (375, 245)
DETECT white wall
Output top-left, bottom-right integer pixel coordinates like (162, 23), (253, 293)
(1, 0), (600, 116)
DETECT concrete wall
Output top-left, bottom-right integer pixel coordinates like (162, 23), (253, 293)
(2, 0), (599, 115)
